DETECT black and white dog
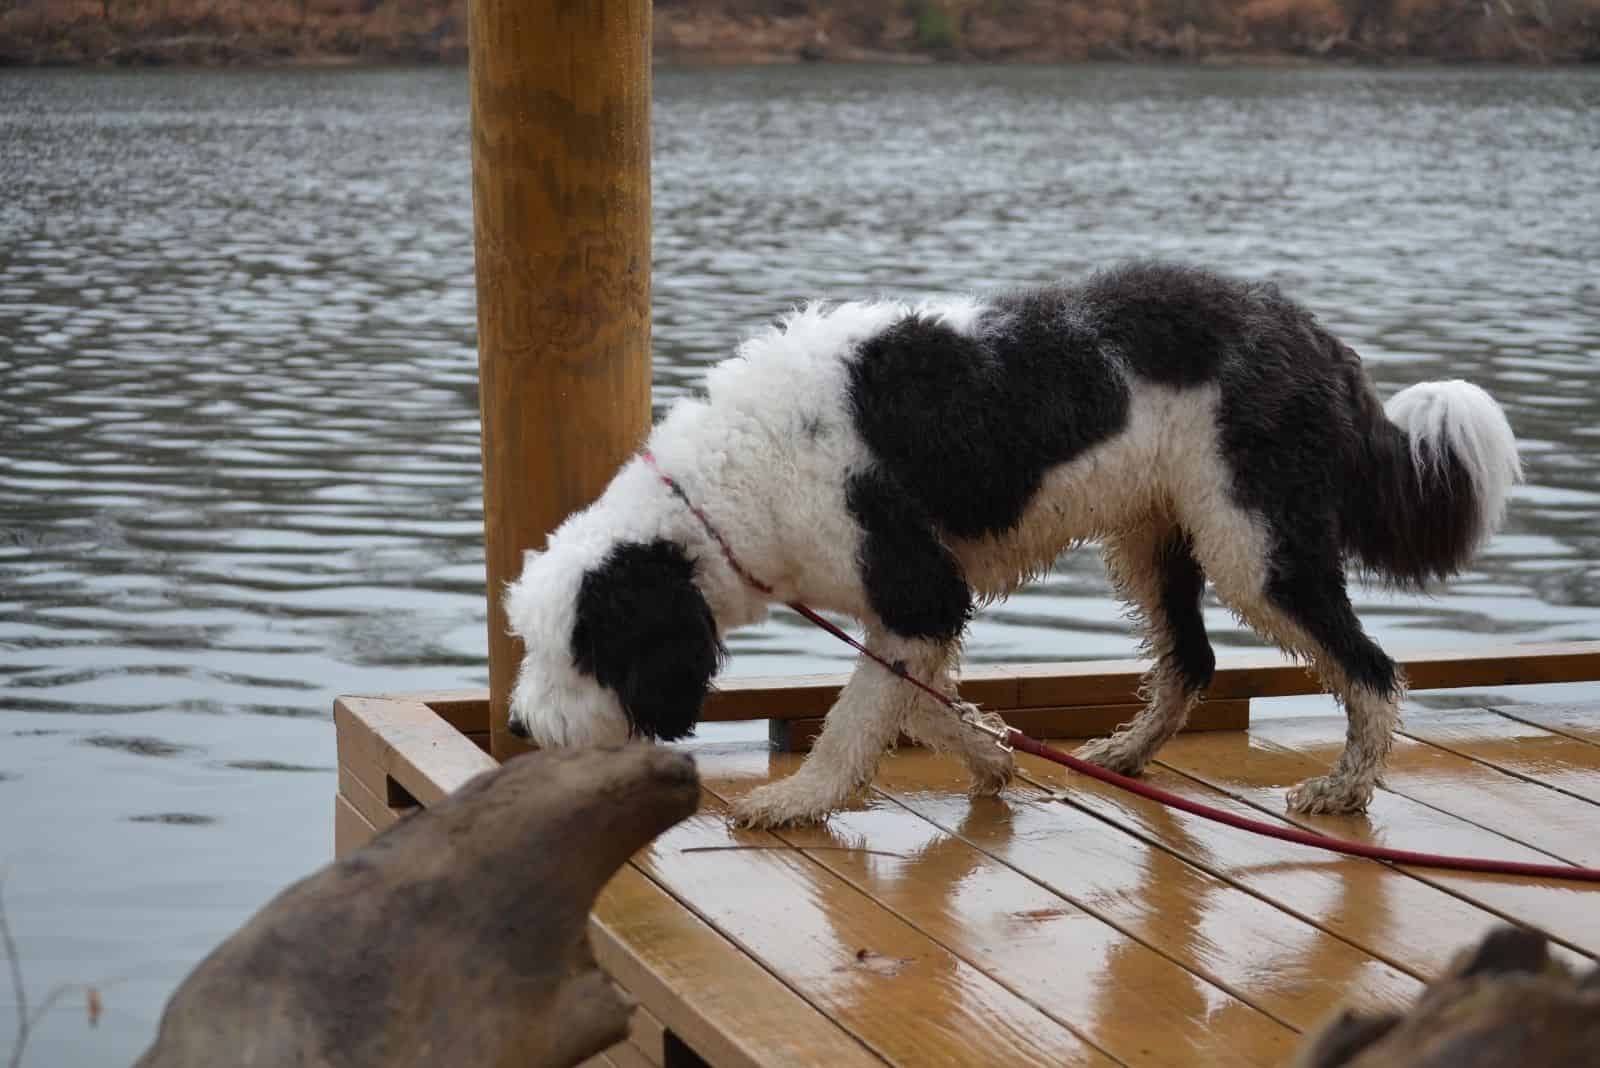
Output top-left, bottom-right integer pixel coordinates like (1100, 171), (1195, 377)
(504, 262), (1520, 828)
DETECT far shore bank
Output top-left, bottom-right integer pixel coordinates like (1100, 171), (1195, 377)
(3, 2), (1597, 71)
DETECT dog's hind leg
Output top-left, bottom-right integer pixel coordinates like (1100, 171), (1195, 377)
(1195, 509), (1402, 815)
(1075, 521), (1215, 776)
(1261, 555), (1402, 815)
(731, 628), (958, 828)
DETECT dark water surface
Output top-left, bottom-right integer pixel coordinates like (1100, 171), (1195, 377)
(2, 63), (1598, 1062)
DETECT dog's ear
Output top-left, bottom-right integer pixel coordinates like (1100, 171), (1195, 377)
(571, 539), (726, 742)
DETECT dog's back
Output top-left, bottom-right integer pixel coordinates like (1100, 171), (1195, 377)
(836, 260), (1517, 813)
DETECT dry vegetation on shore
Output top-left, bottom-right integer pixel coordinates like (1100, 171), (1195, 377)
(1, 0), (1595, 67)
(0, 0), (467, 66)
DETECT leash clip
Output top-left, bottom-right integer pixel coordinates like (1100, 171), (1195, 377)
(955, 701), (1014, 753)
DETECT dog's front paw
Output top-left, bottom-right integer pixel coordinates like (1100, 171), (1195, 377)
(730, 780), (838, 829)
(1074, 734), (1153, 777)
(965, 743), (1015, 798)
(1286, 774), (1374, 815)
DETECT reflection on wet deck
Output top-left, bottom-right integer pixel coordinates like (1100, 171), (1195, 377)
(336, 695), (1600, 1067)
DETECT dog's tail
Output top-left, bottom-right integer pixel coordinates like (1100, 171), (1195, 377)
(1344, 378), (1521, 588)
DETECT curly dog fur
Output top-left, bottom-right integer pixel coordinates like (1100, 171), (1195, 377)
(503, 262), (1521, 828)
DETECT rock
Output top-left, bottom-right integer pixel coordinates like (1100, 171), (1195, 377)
(135, 745), (700, 1068)
(1294, 925), (1600, 1068)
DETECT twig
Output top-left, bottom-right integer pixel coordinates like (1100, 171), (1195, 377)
(682, 845), (909, 859)
(2, 878), (29, 1068)
(23, 984), (94, 1036)
(1, 877), (120, 1068)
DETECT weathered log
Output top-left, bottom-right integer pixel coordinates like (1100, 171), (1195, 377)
(136, 745), (699, 1068)
(1295, 925), (1600, 1068)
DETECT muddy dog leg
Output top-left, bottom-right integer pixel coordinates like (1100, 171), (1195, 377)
(897, 651), (1015, 797)
(733, 467), (994, 826)
(1076, 521), (1215, 776)
(1265, 555), (1402, 814)
(1200, 519), (1401, 814)
(731, 628), (962, 828)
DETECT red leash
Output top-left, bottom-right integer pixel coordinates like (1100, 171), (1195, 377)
(1006, 732), (1600, 883)
(642, 452), (1600, 884)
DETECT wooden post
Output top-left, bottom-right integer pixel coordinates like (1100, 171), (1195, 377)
(468, 1), (653, 760)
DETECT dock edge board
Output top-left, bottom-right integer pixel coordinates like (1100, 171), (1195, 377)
(332, 640), (1600, 1067)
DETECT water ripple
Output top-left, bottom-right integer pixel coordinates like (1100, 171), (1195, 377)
(2, 65), (1598, 1062)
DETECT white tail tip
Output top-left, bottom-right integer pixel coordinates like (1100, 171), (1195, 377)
(1384, 379), (1521, 540)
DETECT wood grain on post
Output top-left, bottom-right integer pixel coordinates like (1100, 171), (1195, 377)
(469, 0), (653, 760)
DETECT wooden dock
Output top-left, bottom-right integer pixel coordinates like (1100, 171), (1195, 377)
(334, 645), (1600, 1067)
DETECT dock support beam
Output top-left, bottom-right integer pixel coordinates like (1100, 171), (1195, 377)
(468, 1), (653, 760)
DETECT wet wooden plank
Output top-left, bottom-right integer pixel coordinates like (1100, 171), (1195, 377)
(592, 865), (885, 1068)
(1235, 716), (1600, 868)
(1010, 652), (1285, 707)
(606, 1043), (654, 1068)
(695, 745), (1301, 1067)
(574, 1012), (667, 1068)
(331, 719), (405, 811)
(704, 668), (1022, 722)
(1009, 738), (1590, 980)
(342, 644), (1600, 733)
(626, 1004), (668, 1067)
(1013, 642), (1600, 708)
(1002, 698), (1250, 736)
(1153, 726), (1600, 960)
(849, 749), (1422, 1030)
(1493, 703), (1600, 750)
(337, 763), (410, 833)
(333, 792), (376, 858)
(1399, 708), (1600, 806)
(342, 689), (488, 732)
(334, 695), (497, 807)
(633, 792), (1114, 1066)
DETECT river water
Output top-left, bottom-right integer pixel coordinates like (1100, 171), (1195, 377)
(1, 62), (1597, 1062)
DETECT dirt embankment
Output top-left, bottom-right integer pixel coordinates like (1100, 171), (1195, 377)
(657, 0), (1600, 65)
(0, 0), (468, 67)
(2, 0), (1597, 68)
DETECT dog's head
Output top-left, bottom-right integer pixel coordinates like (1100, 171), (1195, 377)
(504, 537), (725, 747)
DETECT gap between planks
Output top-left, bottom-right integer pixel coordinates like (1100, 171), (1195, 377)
(594, 865), (891, 1068)
(336, 700), (883, 1068)
(1003, 758), (1447, 986)
(856, 752), (1422, 1029)
(331, 676), (1600, 1066)
(1234, 714), (1600, 868)
(1004, 738), (1596, 980)
(1141, 721), (1600, 962)
(1398, 708), (1600, 810)
(691, 754), (1305, 1067)
(634, 789), (1119, 1066)
(1492, 702), (1600, 750)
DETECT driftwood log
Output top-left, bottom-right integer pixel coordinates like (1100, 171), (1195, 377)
(1295, 925), (1600, 1068)
(136, 745), (699, 1068)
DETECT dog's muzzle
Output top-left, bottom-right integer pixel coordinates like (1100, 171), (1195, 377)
(507, 717), (530, 739)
